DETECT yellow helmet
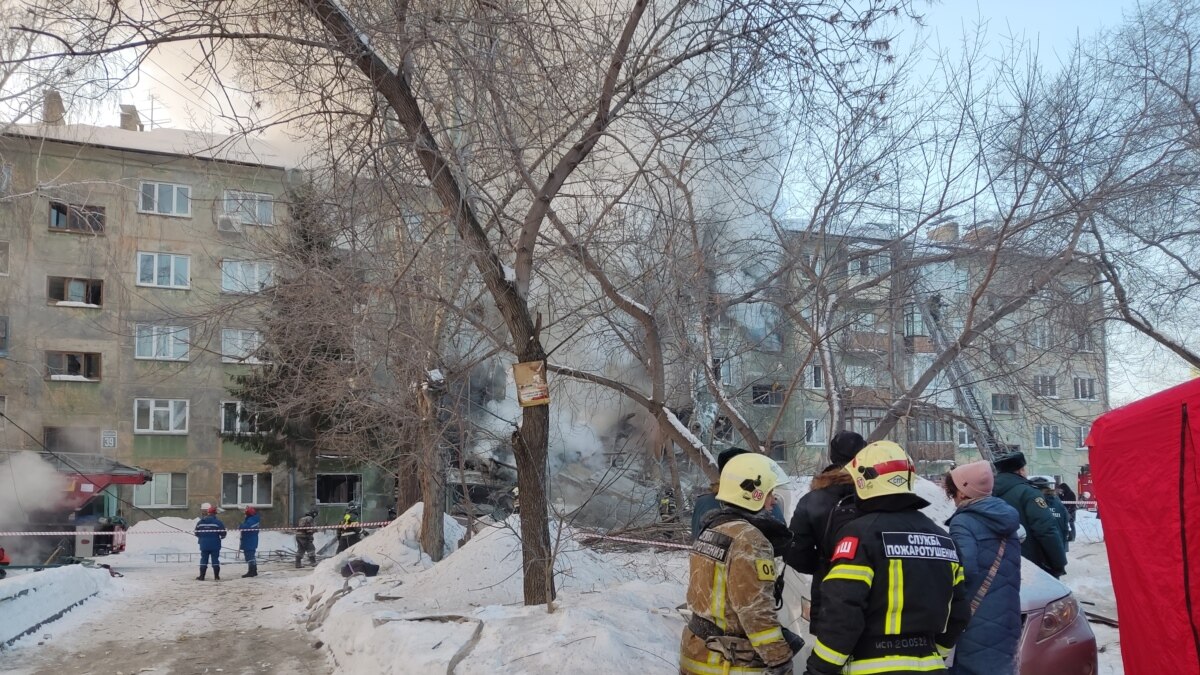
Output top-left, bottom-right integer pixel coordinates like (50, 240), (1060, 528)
(846, 441), (917, 500)
(716, 453), (789, 512)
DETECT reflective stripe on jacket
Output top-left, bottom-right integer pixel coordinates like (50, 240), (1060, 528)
(680, 515), (792, 674)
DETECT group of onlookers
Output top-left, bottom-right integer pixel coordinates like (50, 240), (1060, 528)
(683, 433), (1078, 675)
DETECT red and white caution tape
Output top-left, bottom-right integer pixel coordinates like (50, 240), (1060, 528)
(0, 521), (392, 537)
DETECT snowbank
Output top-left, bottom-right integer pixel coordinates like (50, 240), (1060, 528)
(0, 565), (113, 646)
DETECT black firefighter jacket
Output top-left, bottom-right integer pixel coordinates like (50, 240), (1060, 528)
(806, 495), (970, 675)
(784, 465), (855, 634)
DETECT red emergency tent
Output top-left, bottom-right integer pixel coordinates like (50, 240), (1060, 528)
(1087, 378), (1200, 675)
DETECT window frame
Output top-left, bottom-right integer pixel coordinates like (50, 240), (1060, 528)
(767, 440), (787, 461)
(220, 260), (274, 294)
(315, 473), (363, 506)
(221, 328), (264, 364)
(1035, 424), (1062, 449)
(1073, 376), (1098, 401)
(1033, 374), (1058, 399)
(47, 276), (104, 306)
(134, 398), (190, 435)
(805, 364), (824, 390)
(751, 382), (784, 406)
(803, 418), (825, 446)
(991, 393), (1019, 413)
(223, 190), (275, 226)
(220, 400), (262, 434)
(0, 240), (8, 276)
(49, 201), (105, 234)
(134, 324), (191, 362)
(136, 251), (191, 289)
(0, 315), (8, 354)
(45, 350), (102, 381)
(956, 422), (975, 448)
(138, 181), (192, 217)
(132, 472), (188, 508)
(221, 471), (273, 507)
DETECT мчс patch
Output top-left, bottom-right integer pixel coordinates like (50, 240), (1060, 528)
(880, 532), (959, 562)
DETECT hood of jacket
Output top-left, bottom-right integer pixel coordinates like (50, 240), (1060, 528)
(949, 496), (1020, 536)
(811, 465), (854, 491)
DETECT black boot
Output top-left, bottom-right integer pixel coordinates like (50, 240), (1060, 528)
(295, 558), (303, 569)
(213, 566), (221, 581)
(196, 565), (207, 581)
(242, 563), (257, 578)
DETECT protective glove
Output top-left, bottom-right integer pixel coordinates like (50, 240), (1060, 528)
(781, 627), (806, 655)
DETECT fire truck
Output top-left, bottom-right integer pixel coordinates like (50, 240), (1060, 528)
(0, 452), (151, 564)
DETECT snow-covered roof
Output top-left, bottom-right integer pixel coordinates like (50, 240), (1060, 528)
(2, 123), (291, 170)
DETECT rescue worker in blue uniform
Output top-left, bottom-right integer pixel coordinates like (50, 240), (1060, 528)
(805, 441), (970, 675)
(239, 505), (261, 577)
(195, 503), (227, 581)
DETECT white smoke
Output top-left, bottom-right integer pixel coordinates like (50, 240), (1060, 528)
(0, 451), (71, 563)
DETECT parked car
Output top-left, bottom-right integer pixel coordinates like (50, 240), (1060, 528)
(1018, 558), (1098, 674)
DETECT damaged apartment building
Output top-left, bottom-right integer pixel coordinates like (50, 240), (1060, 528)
(699, 220), (1107, 483)
(0, 92), (390, 527)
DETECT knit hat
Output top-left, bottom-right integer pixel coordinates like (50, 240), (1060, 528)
(716, 447), (751, 473)
(949, 461), (994, 500)
(993, 451), (1027, 473)
(830, 430), (866, 465)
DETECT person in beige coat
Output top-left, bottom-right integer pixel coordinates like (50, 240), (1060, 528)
(682, 453), (803, 675)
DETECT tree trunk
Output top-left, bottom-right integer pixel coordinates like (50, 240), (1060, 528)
(511, 404), (555, 603)
(417, 387), (445, 562)
(396, 452), (420, 515)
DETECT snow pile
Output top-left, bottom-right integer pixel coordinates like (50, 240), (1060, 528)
(0, 565), (114, 646)
(306, 510), (677, 675)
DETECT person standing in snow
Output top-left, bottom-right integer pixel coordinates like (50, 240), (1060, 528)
(692, 447), (786, 540)
(943, 461), (1022, 675)
(239, 506), (261, 578)
(783, 430), (866, 636)
(295, 508), (318, 568)
(682, 453), (801, 675)
(992, 452), (1067, 578)
(337, 504), (362, 553)
(195, 503), (227, 581)
(1030, 477), (1070, 552)
(805, 441), (969, 675)
(1056, 483), (1078, 543)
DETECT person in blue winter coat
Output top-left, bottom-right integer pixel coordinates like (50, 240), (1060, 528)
(944, 461), (1022, 675)
(239, 506), (261, 578)
(195, 503), (227, 581)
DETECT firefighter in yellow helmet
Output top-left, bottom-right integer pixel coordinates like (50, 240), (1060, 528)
(804, 441), (970, 675)
(681, 452), (803, 675)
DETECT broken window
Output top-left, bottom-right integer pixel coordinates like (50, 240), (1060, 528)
(751, 383), (784, 406)
(139, 181), (191, 216)
(49, 201), (105, 233)
(221, 401), (261, 434)
(45, 351), (101, 380)
(48, 276), (103, 306)
(805, 364), (824, 389)
(767, 440), (787, 461)
(713, 416), (734, 443)
(909, 417), (951, 443)
(222, 472), (272, 506)
(316, 473), (362, 505)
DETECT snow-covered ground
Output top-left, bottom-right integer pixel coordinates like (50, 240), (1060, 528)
(0, 483), (1122, 674)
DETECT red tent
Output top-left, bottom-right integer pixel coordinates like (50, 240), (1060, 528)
(1087, 378), (1200, 675)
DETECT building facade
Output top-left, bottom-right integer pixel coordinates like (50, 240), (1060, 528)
(0, 106), (388, 527)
